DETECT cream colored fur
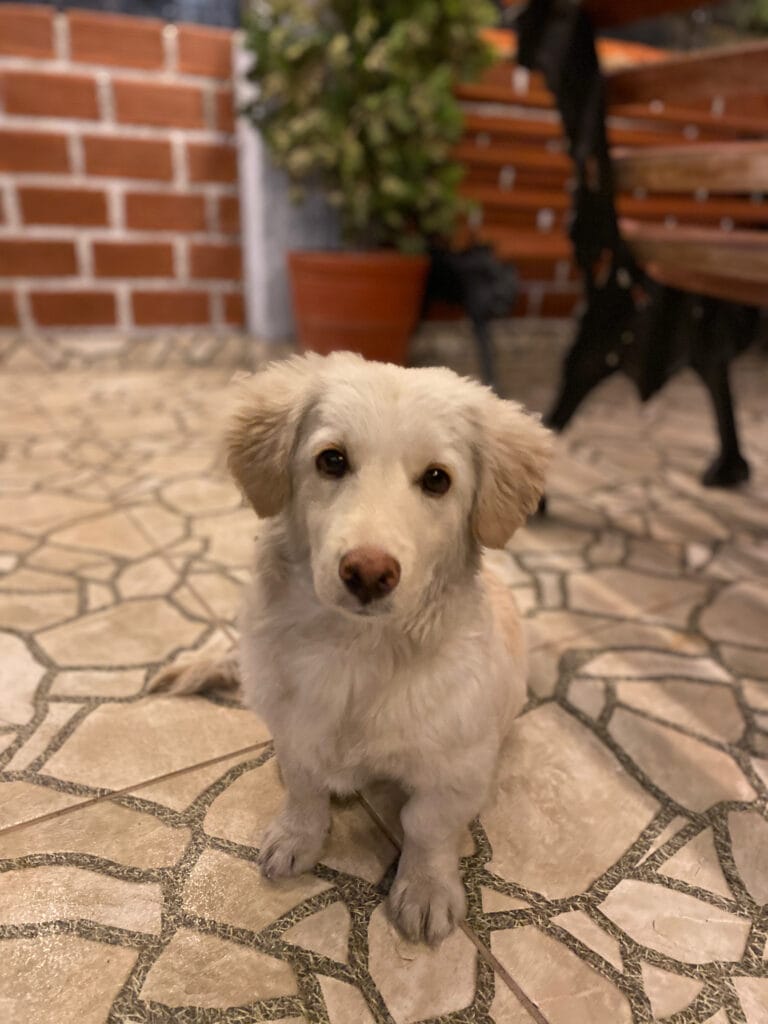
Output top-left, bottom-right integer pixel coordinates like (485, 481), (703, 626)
(154, 351), (551, 944)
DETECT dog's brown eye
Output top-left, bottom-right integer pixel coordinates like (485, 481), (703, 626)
(421, 466), (451, 496)
(316, 448), (348, 478)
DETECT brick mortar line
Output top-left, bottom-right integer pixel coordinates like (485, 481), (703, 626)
(115, 281), (131, 331)
(2, 180), (21, 229)
(0, 226), (241, 243)
(14, 284), (33, 334)
(0, 277), (243, 291)
(0, 54), (236, 90)
(162, 22), (179, 76)
(209, 289), (225, 330)
(0, 325), (244, 337)
(53, 11), (69, 63)
(1, 113), (236, 143)
(0, 173), (238, 195)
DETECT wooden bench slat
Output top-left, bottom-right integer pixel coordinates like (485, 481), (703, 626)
(620, 220), (768, 284)
(614, 141), (768, 194)
(463, 109), (739, 148)
(607, 40), (768, 106)
(616, 193), (768, 225)
(462, 185), (570, 212)
(645, 264), (768, 307)
(453, 140), (570, 174)
(463, 182), (768, 227)
(456, 81), (555, 110)
(610, 102), (768, 138)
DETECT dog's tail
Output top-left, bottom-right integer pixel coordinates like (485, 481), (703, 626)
(148, 652), (241, 697)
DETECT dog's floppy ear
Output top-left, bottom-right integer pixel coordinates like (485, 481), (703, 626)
(473, 394), (552, 549)
(226, 355), (316, 517)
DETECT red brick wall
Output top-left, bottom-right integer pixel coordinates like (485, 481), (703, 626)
(0, 4), (242, 331)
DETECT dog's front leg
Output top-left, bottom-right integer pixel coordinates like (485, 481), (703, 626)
(388, 786), (479, 945)
(258, 754), (330, 880)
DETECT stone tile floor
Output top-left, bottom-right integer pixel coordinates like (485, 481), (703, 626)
(1, 349), (767, 1024)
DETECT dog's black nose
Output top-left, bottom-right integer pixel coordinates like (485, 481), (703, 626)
(339, 547), (401, 605)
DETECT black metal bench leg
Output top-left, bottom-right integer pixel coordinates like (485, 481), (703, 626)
(537, 326), (618, 515)
(693, 358), (750, 487)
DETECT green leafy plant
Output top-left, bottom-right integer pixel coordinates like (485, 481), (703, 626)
(243, 0), (497, 253)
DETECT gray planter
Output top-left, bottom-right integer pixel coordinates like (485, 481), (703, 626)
(235, 44), (340, 342)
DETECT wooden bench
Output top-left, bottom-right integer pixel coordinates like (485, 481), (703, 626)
(508, 0), (768, 486)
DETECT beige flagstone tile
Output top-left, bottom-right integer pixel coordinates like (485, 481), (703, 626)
(283, 901), (351, 962)
(490, 926), (633, 1024)
(488, 978), (540, 1024)
(720, 645), (768, 679)
(37, 597), (206, 668)
(600, 880), (750, 964)
(0, 797), (190, 867)
(49, 510), (159, 558)
(133, 747), (256, 811)
(192, 508), (260, 567)
(728, 810), (768, 905)
(185, 570), (243, 621)
(0, 493), (110, 533)
(48, 668), (146, 699)
(551, 910), (623, 971)
(609, 709), (755, 811)
(658, 828), (733, 899)
(0, 631), (45, 725)
(367, 904), (478, 1024)
(733, 977), (768, 1024)
(317, 975), (377, 1024)
(640, 962), (703, 1018)
(637, 815), (690, 864)
(44, 696), (269, 790)
(579, 648), (732, 682)
(0, 779), (83, 832)
(0, 934), (138, 1024)
(525, 612), (708, 698)
(482, 704), (658, 899)
(481, 888), (532, 913)
(567, 567), (709, 627)
(0, 864), (162, 933)
(615, 680), (744, 744)
(162, 476), (242, 515)
(699, 582), (768, 647)
(568, 677), (606, 718)
(5, 701), (81, 771)
(0, 567), (77, 592)
(742, 679), (768, 712)
(183, 846), (332, 934)
(140, 928), (297, 1008)
(116, 556), (178, 599)
(0, 590), (79, 632)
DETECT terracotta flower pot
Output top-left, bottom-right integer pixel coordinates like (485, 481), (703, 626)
(288, 250), (429, 364)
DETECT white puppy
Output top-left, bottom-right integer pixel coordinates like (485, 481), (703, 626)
(157, 352), (551, 944)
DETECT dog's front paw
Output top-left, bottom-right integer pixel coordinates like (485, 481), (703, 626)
(257, 815), (326, 880)
(388, 868), (466, 945)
